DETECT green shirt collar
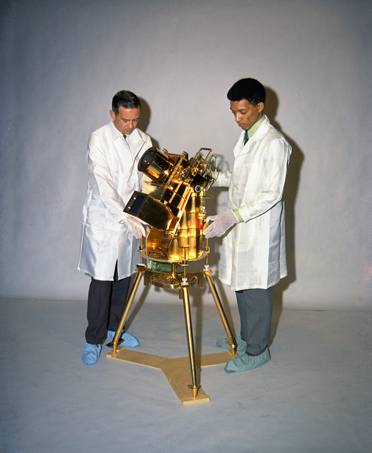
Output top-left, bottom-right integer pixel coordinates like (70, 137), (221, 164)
(248, 114), (265, 139)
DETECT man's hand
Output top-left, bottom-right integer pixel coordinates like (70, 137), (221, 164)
(203, 209), (239, 238)
(122, 215), (147, 239)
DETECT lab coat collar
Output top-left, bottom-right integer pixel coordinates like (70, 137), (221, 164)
(108, 121), (144, 145)
(109, 121), (145, 158)
(234, 115), (270, 157)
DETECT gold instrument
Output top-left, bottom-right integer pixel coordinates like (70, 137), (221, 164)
(107, 147), (238, 405)
(124, 146), (213, 263)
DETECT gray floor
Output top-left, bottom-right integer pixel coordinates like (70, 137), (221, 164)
(1, 297), (371, 453)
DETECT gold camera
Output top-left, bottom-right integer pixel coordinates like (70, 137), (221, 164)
(124, 146), (215, 262)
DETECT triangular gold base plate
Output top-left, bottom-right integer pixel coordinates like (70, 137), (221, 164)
(106, 348), (233, 405)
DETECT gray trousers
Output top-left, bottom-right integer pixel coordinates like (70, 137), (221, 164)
(235, 287), (273, 356)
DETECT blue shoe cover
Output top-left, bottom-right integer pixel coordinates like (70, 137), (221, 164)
(224, 348), (270, 373)
(216, 336), (247, 352)
(107, 330), (139, 347)
(82, 342), (102, 366)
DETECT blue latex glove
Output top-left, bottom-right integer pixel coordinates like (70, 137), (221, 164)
(203, 209), (239, 238)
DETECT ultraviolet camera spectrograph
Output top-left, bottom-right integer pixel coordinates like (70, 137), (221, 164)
(107, 147), (238, 405)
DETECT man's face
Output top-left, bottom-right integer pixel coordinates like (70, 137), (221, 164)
(230, 99), (264, 131)
(110, 106), (140, 135)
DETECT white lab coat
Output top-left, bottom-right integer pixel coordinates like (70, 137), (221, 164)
(77, 121), (152, 280)
(213, 115), (291, 291)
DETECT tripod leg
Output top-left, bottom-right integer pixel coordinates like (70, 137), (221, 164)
(180, 284), (199, 399)
(204, 270), (238, 357)
(111, 267), (145, 353)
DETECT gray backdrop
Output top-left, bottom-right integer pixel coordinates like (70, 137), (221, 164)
(1, 0), (371, 309)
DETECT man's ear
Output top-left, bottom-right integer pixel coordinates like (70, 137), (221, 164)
(257, 102), (264, 113)
(109, 110), (116, 121)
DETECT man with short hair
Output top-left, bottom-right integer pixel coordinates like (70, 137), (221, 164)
(78, 90), (152, 365)
(204, 78), (291, 373)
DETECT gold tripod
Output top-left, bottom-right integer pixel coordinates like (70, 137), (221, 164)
(106, 238), (238, 405)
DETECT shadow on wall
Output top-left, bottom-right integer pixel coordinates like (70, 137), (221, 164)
(137, 97), (160, 149)
(264, 87), (304, 312)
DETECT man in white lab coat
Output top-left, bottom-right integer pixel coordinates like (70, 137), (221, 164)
(204, 78), (291, 373)
(78, 90), (152, 365)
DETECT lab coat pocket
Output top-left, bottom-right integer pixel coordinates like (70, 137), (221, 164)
(236, 219), (260, 249)
(85, 205), (107, 240)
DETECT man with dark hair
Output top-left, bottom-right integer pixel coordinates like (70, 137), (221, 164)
(111, 90), (142, 114)
(78, 90), (152, 365)
(204, 78), (291, 373)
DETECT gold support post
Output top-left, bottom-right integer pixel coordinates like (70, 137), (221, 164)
(180, 283), (199, 399)
(204, 238), (209, 266)
(170, 263), (177, 280)
(181, 245), (189, 280)
(139, 236), (144, 264)
(111, 265), (146, 353)
(204, 270), (238, 357)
